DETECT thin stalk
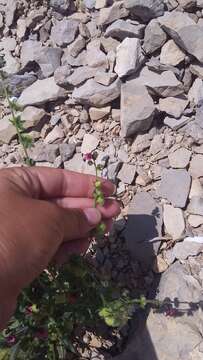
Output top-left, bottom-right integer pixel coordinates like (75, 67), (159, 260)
(4, 87), (32, 166)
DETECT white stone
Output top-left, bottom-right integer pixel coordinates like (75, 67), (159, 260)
(168, 147), (191, 168)
(115, 38), (144, 78)
(81, 134), (99, 154)
(159, 96), (188, 118)
(163, 204), (185, 239)
(160, 40), (185, 66)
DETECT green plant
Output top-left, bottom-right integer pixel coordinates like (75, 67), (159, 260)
(0, 69), (33, 166)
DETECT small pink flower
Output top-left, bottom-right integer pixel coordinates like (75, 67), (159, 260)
(83, 153), (93, 161)
(26, 305), (33, 315)
(35, 329), (48, 340)
(6, 335), (16, 345)
(164, 308), (177, 317)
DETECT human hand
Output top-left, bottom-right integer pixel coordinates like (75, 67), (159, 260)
(0, 167), (120, 329)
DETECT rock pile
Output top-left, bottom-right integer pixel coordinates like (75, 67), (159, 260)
(1, 0), (203, 359)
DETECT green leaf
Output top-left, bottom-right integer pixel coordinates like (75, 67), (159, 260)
(21, 134), (33, 149)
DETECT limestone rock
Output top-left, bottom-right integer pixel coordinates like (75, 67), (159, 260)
(21, 107), (46, 130)
(89, 106), (111, 121)
(0, 116), (16, 144)
(125, 192), (162, 266)
(120, 82), (155, 137)
(160, 40), (185, 66)
(164, 115), (190, 130)
(189, 154), (203, 178)
(51, 19), (79, 47)
(133, 67), (184, 97)
(143, 19), (167, 54)
(125, 0), (164, 22)
(159, 96), (188, 118)
(98, 1), (129, 26)
(163, 204), (185, 239)
(18, 77), (67, 107)
(157, 169), (191, 208)
(188, 214), (203, 227)
(72, 78), (121, 107)
(105, 19), (144, 40)
(50, 0), (70, 14)
(34, 47), (63, 78)
(59, 143), (76, 162)
(81, 134), (99, 154)
(30, 143), (59, 163)
(115, 38), (144, 78)
(188, 196), (203, 216)
(189, 179), (203, 199)
(0, 74), (37, 97)
(117, 164), (136, 184)
(168, 148), (191, 168)
(188, 78), (203, 106)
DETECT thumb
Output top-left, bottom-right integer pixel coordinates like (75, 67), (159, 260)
(59, 207), (102, 242)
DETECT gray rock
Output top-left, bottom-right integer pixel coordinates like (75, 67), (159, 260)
(188, 78), (203, 106)
(149, 134), (163, 155)
(131, 133), (151, 153)
(86, 46), (107, 69)
(164, 115), (190, 130)
(81, 133), (99, 154)
(163, 204), (185, 239)
(107, 161), (122, 181)
(117, 164), (136, 184)
(105, 19), (144, 40)
(143, 19), (167, 54)
(5, 0), (17, 27)
(98, 1), (129, 26)
(18, 77), (67, 107)
(190, 62), (203, 80)
(51, 19), (79, 47)
(30, 143), (59, 163)
(59, 143), (76, 162)
(189, 179), (203, 199)
(95, 71), (117, 86)
(133, 67), (184, 97)
(21, 106), (47, 130)
(159, 96), (188, 118)
(188, 214), (203, 227)
(62, 66), (95, 87)
(157, 169), (191, 208)
(54, 65), (72, 88)
(125, 192), (162, 266)
(125, 0), (165, 22)
(160, 39), (185, 66)
(189, 154), (203, 178)
(101, 37), (120, 53)
(159, 11), (195, 40)
(62, 49), (88, 67)
(0, 116), (17, 144)
(89, 106), (111, 121)
(50, 0), (70, 14)
(44, 125), (64, 144)
(83, 0), (96, 9)
(72, 78), (121, 107)
(115, 38), (144, 78)
(168, 147), (191, 168)
(172, 238), (203, 260)
(146, 57), (180, 77)
(0, 74), (37, 97)
(69, 35), (86, 58)
(2, 52), (20, 74)
(188, 196), (203, 216)
(120, 82), (155, 137)
(117, 261), (203, 360)
(35, 47), (63, 78)
(20, 40), (42, 68)
(159, 12), (203, 63)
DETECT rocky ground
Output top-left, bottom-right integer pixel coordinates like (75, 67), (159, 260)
(1, 0), (203, 359)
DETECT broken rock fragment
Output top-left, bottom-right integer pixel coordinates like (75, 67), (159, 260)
(120, 81), (155, 137)
(115, 37), (144, 78)
(125, 0), (165, 22)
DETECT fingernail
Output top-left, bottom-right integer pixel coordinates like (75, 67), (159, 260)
(84, 208), (101, 226)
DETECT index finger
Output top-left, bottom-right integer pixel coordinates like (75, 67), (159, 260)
(7, 167), (115, 199)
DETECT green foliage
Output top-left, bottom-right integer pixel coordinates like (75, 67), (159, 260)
(0, 255), (136, 359)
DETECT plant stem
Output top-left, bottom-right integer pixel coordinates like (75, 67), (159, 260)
(2, 86), (32, 166)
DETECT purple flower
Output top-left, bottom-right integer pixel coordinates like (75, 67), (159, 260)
(83, 153), (93, 161)
(6, 335), (16, 345)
